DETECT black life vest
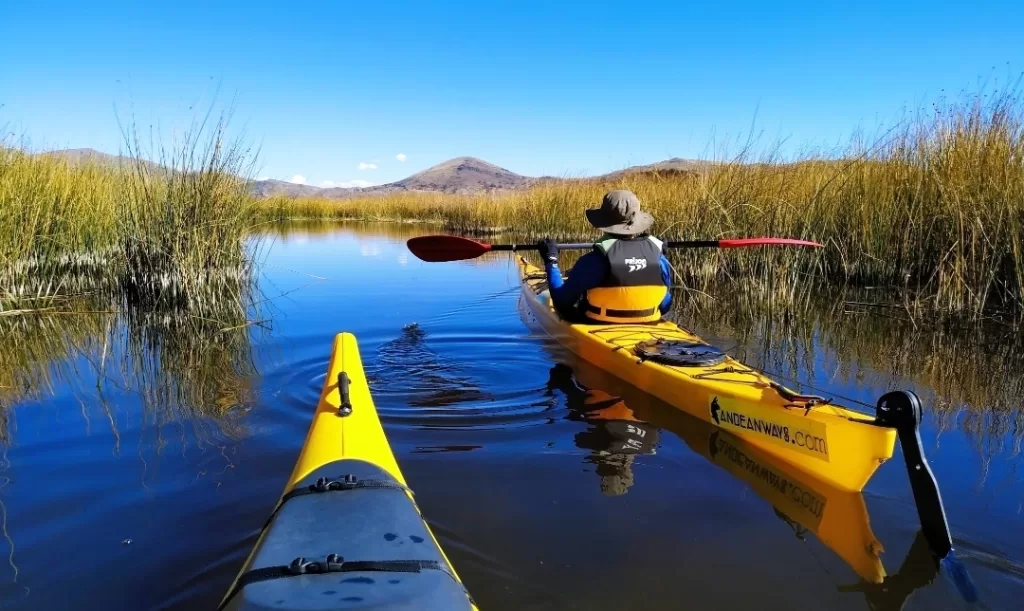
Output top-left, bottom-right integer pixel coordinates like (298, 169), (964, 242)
(585, 236), (667, 323)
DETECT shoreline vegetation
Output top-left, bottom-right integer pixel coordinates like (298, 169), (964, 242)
(2, 86), (1023, 324)
(257, 86), (1024, 324)
(1, 110), (259, 313)
(2, 84), (1024, 448)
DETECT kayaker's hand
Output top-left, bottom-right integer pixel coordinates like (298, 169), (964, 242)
(538, 239), (559, 265)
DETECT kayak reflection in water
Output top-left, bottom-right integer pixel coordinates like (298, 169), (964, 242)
(547, 363), (659, 496)
(536, 190), (673, 323)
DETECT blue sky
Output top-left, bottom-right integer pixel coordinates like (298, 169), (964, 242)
(3, 1), (1022, 187)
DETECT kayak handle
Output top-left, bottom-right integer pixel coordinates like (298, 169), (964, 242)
(337, 372), (353, 417)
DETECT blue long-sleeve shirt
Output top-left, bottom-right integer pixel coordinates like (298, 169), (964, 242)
(545, 250), (674, 318)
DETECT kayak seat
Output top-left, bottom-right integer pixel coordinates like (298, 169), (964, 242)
(221, 459), (473, 611)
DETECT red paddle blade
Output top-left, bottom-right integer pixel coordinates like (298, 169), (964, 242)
(717, 238), (823, 249)
(407, 235), (493, 262)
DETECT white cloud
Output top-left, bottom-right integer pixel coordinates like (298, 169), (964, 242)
(395, 153), (407, 162)
(321, 180), (336, 188)
(357, 162), (378, 171)
(257, 176), (270, 180)
(290, 175), (307, 185)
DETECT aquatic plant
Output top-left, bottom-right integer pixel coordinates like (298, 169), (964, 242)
(263, 86), (1024, 322)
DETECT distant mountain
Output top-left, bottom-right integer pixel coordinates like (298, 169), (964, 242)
(600, 157), (711, 180)
(248, 178), (325, 198)
(36, 147), (164, 173)
(386, 156), (536, 193)
(39, 147), (131, 166)
(249, 156), (537, 199)
(38, 148), (710, 198)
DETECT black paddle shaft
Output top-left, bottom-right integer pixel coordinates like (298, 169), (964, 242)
(489, 240), (719, 252)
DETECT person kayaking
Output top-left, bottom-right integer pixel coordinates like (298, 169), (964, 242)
(537, 189), (673, 322)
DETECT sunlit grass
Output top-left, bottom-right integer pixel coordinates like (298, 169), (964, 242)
(262, 87), (1024, 322)
(672, 284), (1024, 460)
(116, 111), (260, 309)
(1, 111), (260, 311)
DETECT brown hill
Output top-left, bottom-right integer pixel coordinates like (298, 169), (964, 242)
(248, 156), (536, 199)
(36, 147), (163, 173)
(38, 149), (710, 198)
(249, 178), (325, 198)
(385, 156), (535, 193)
(600, 157), (712, 180)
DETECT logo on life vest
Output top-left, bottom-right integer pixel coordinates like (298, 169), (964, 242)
(624, 257), (648, 272)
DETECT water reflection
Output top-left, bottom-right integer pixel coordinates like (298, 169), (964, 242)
(670, 288), (1024, 464)
(548, 353), (946, 610)
(0, 289), (261, 451)
(1, 223), (1022, 609)
(547, 363), (658, 496)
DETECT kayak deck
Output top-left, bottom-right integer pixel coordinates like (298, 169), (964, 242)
(221, 333), (475, 611)
(518, 256), (897, 492)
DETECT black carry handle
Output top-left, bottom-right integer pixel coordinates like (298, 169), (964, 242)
(337, 372), (353, 417)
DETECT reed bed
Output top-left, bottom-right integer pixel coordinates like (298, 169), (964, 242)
(0, 146), (121, 299)
(2, 86), (1021, 323)
(670, 284), (1024, 462)
(1, 112), (260, 312)
(117, 114), (260, 309)
(263, 87), (1024, 322)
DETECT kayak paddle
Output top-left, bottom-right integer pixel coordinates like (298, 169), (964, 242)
(407, 234), (824, 262)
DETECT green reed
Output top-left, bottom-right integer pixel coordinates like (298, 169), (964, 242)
(1, 110), (260, 311)
(116, 112), (260, 309)
(671, 282), (1024, 459)
(263, 87), (1024, 322)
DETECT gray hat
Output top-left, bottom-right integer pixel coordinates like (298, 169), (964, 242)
(585, 190), (653, 236)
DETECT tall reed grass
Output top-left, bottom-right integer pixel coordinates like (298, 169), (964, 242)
(1, 111), (260, 311)
(117, 112), (260, 309)
(3, 86), (1022, 321)
(672, 285), (1024, 463)
(263, 87), (1024, 322)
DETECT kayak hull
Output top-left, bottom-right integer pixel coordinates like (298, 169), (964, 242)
(221, 333), (475, 611)
(518, 256), (896, 492)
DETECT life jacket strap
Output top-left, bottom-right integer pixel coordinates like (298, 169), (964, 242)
(586, 304), (658, 319)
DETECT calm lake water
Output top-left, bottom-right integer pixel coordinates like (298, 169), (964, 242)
(1, 224), (1022, 610)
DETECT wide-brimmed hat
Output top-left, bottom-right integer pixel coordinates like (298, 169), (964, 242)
(585, 190), (653, 236)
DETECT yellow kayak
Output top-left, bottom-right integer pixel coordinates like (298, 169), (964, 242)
(552, 352), (947, 604)
(554, 352), (888, 584)
(220, 332), (476, 611)
(518, 256), (897, 492)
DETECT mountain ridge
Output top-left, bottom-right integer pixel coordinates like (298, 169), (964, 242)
(36, 148), (710, 198)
